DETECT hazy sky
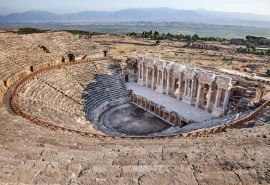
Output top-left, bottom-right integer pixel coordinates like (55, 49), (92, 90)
(0, 0), (270, 15)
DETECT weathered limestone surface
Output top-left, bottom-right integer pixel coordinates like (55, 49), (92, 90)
(0, 104), (269, 184)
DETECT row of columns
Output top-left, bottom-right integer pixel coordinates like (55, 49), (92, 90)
(138, 63), (156, 90)
(131, 93), (183, 125)
(183, 78), (198, 99)
(214, 87), (231, 111)
(195, 83), (231, 112)
(139, 63), (171, 95)
(137, 62), (231, 113)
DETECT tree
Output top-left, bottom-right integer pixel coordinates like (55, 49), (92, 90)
(250, 45), (257, 52)
(165, 33), (172, 40)
(153, 31), (160, 40)
(176, 34), (182, 40)
(161, 33), (165, 39)
(192, 34), (199, 41)
(186, 35), (192, 41)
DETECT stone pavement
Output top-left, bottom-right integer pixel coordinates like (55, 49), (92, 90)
(126, 82), (213, 122)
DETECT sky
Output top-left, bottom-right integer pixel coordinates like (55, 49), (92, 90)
(0, 0), (270, 15)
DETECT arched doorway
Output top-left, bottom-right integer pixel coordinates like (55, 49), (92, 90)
(125, 74), (129, 82)
(202, 84), (210, 107)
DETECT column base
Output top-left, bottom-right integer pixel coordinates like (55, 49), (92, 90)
(145, 80), (152, 88)
(137, 79), (146, 86)
(155, 85), (166, 94)
(182, 96), (196, 105)
(212, 106), (223, 116)
(128, 76), (137, 82)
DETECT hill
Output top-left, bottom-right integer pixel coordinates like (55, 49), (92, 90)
(1, 8), (270, 28)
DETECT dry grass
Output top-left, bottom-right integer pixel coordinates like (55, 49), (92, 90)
(92, 36), (270, 74)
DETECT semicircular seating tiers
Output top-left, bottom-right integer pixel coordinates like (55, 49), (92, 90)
(17, 59), (128, 134)
(0, 31), (102, 99)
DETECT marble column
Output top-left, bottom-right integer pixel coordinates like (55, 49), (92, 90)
(151, 68), (155, 89)
(146, 67), (149, 87)
(141, 64), (144, 83)
(190, 79), (194, 98)
(214, 88), (222, 107)
(193, 80), (197, 97)
(223, 88), (231, 111)
(161, 69), (164, 89)
(177, 73), (182, 100)
(206, 85), (212, 111)
(184, 79), (188, 96)
(157, 70), (160, 85)
(187, 79), (190, 96)
(195, 83), (202, 107)
(138, 64), (141, 79)
(166, 69), (170, 95)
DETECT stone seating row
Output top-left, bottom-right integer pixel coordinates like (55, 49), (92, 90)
(19, 79), (83, 115)
(64, 64), (97, 87)
(0, 52), (55, 80)
(19, 61), (124, 111)
(19, 98), (93, 132)
(0, 31), (100, 81)
(19, 88), (88, 122)
(84, 77), (126, 102)
(94, 60), (115, 74)
(38, 69), (85, 104)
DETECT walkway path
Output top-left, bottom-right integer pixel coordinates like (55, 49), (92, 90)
(126, 82), (213, 122)
(220, 68), (270, 83)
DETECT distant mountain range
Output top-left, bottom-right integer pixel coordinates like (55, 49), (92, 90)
(1, 8), (270, 28)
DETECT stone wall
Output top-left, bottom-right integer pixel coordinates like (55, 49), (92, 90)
(130, 92), (188, 126)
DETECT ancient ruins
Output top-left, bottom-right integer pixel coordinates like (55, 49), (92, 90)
(123, 56), (265, 125)
(0, 31), (269, 184)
